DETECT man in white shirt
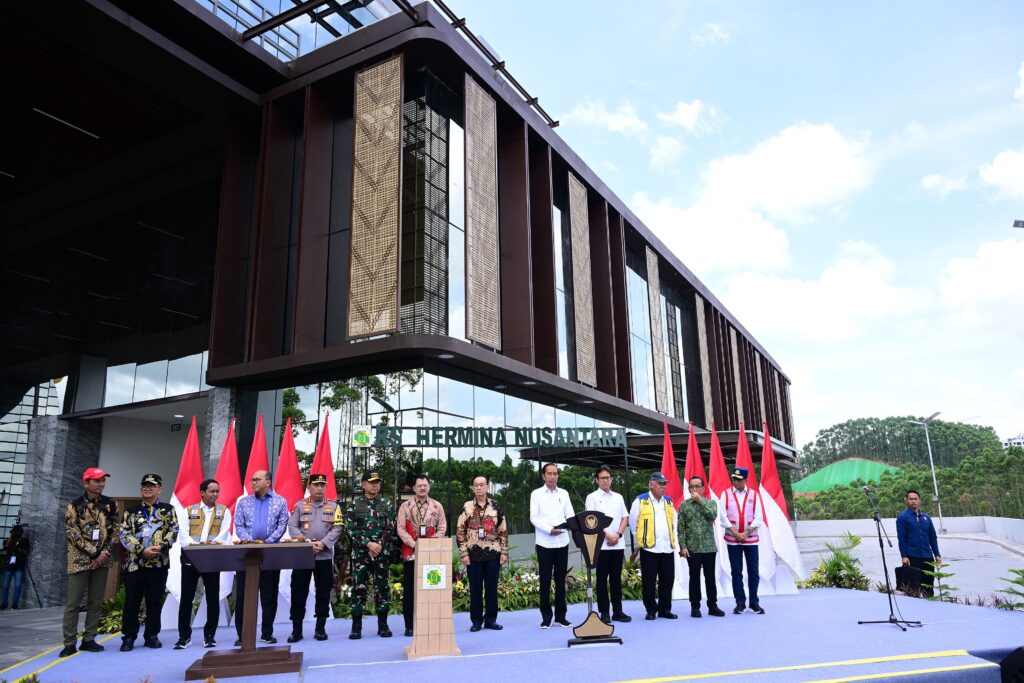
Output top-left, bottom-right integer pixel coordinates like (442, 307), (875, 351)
(175, 478), (232, 649)
(628, 471), (679, 620)
(584, 465), (631, 624)
(529, 462), (575, 628)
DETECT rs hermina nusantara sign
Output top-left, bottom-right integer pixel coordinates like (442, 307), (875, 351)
(370, 426), (628, 449)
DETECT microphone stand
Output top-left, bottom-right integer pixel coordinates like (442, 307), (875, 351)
(858, 487), (920, 630)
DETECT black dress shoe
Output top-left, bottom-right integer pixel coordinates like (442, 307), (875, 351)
(120, 640), (134, 652)
(79, 640), (104, 652)
(733, 605), (745, 614)
(470, 623), (482, 632)
(690, 608), (702, 618)
(484, 622), (503, 630)
(59, 644), (77, 657)
(233, 638), (242, 647)
(599, 613), (612, 625)
(314, 629), (328, 641)
(612, 613), (632, 623)
(751, 604), (765, 614)
(658, 612), (678, 619)
(287, 633), (302, 643)
(144, 637), (162, 649)
(403, 627), (413, 637)
(708, 607), (726, 617)
(645, 612), (657, 621)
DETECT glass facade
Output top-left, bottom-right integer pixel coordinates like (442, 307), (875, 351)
(552, 206), (572, 379)
(271, 365), (657, 534)
(103, 351), (209, 408)
(0, 381), (60, 542)
(626, 250), (655, 411)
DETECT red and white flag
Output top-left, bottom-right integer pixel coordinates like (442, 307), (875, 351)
(214, 419), (243, 529)
(309, 414), (337, 501)
(243, 415), (270, 495)
(275, 418), (305, 510)
(759, 423), (806, 579)
(660, 422), (684, 510)
(167, 417), (204, 602)
(707, 424), (730, 499)
(681, 422), (707, 501)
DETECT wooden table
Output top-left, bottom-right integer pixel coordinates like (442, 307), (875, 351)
(181, 542), (315, 680)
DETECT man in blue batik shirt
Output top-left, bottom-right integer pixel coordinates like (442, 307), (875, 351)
(233, 469), (289, 644)
(896, 489), (942, 597)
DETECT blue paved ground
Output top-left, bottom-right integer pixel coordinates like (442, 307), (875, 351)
(3, 589), (1020, 682)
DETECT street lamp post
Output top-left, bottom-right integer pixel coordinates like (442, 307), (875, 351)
(908, 411), (945, 533)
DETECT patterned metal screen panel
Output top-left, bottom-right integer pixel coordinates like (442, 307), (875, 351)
(568, 173), (596, 386)
(464, 75), (501, 349)
(695, 294), (714, 427)
(730, 327), (744, 423)
(348, 54), (403, 339)
(646, 246), (668, 413)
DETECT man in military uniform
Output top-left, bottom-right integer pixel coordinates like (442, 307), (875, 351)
(346, 470), (395, 639)
(119, 473), (179, 651)
(60, 467), (118, 658)
(287, 473), (343, 643)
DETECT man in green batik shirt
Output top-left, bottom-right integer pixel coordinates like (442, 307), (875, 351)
(346, 470), (395, 640)
(678, 475), (725, 619)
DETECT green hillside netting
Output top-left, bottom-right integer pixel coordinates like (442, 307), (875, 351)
(792, 458), (900, 493)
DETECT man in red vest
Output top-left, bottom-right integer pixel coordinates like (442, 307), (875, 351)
(719, 467), (764, 615)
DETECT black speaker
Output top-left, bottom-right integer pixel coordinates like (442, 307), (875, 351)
(1000, 646), (1024, 683)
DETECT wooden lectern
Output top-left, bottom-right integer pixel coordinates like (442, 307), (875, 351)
(404, 537), (461, 660)
(181, 543), (314, 680)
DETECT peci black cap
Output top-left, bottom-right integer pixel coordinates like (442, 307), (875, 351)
(361, 470), (381, 483)
(140, 473), (163, 487)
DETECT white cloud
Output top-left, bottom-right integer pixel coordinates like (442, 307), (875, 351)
(979, 148), (1024, 198)
(657, 100), (720, 135)
(720, 241), (918, 344)
(1015, 61), (1024, 101)
(691, 23), (730, 45)
(920, 173), (967, 198)
(559, 99), (648, 137)
(631, 192), (789, 275)
(649, 135), (686, 171)
(939, 237), (1024, 331)
(701, 122), (871, 223)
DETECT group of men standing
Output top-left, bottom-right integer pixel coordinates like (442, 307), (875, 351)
(56, 459), (796, 658)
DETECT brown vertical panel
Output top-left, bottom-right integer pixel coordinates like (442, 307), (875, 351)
(464, 75), (502, 350)
(325, 110), (354, 347)
(588, 197), (616, 396)
(608, 211), (631, 402)
(497, 113), (533, 364)
(292, 85), (334, 355)
(730, 329), (744, 426)
(528, 131), (557, 374)
(568, 173), (596, 387)
(248, 99), (300, 362)
(694, 294), (714, 429)
(209, 111), (259, 369)
(755, 353), (767, 428)
(646, 246), (668, 414)
(348, 54), (403, 340)
(781, 375), (794, 445)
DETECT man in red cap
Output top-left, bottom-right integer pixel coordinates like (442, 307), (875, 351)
(60, 468), (118, 658)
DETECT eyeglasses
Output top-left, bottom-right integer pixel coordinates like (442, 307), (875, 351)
(688, 484), (704, 489)
(596, 476), (612, 481)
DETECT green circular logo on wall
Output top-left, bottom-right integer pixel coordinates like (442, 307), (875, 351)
(354, 431), (371, 447)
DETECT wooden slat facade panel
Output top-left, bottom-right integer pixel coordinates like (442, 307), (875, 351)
(588, 196), (616, 396)
(464, 75), (501, 350)
(497, 112), (533, 364)
(568, 173), (596, 386)
(347, 54), (403, 339)
(646, 246), (668, 414)
(695, 294), (714, 428)
(729, 327), (744, 426)
(292, 84), (333, 354)
(528, 133), (557, 374)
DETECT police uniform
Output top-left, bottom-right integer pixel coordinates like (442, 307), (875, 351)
(119, 474), (179, 650)
(345, 471), (395, 639)
(287, 473), (344, 642)
(176, 496), (231, 648)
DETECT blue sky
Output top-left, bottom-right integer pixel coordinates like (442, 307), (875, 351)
(444, 0), (1024, 444)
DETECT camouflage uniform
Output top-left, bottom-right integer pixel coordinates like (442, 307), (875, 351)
(346, 494), (395, 616)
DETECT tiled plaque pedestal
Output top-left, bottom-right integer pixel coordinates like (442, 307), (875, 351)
(404, 537), (461, 660)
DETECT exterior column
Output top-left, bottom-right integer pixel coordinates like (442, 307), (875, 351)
(203, 386), (237, 475)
